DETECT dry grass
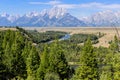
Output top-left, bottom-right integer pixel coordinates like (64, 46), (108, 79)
(0, 28), (17, 31)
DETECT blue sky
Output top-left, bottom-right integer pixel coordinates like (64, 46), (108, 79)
(0, 0), (120, 18)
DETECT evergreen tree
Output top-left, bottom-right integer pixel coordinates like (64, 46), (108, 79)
(74, 38), (98, 80)
(10, 32), (26, 78)
(105, 52), (120, 80)
(44, 72), (60, 80)
(2, 30), (14, 49)
(107, 35), (120, 79)
(2, 30), (26, 79)
(37, 45), (49, 80)
(113, 53), (120, 79)
(0, 31), (6, 79)
(2, 30), (18, 79)
(100, 68), (113, 80)
(49, 42), (70, 80)
(2, 42), (13, 79)
(109, 35), (119, 52)
(22, 41), (32, 61)
(26, 46), (40, 80)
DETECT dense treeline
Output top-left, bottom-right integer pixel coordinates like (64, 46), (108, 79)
(16, 27), (67, 43)
(0, 27), (120, 80)
(0, 29), (72, 80)
(16, 27), (100, 44)
(72, 36), (120, 80)
(65, 33), (99, 44)
(28, 30), (67, 43)
(0, 30), (39, 79)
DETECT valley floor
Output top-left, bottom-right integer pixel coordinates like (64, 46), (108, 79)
(1, 27), (120, 47)
(24, 27), (120, 47)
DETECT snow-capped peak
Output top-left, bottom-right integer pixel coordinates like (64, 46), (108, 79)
(40, 6), (67, 18)
(25, 11), (40, 18)
(40, 9), (48, 16)
(48, 6), (67, 18)
(2, 8), (120, 27)
(7, 15), (20, 22)
(1, 13), (10, 17)
(0, 13), (20, 22)
(81, 10), (120, 26)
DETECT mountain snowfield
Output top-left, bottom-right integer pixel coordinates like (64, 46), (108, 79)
(0, 7), (120, 27)
(81, 10), (120, 27)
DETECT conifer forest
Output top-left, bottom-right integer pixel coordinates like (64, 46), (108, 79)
(0, 27), (120, 80)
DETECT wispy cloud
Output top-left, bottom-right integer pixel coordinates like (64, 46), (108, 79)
(78, 2), (120, 9)
(57, 2), (120, 9)
(29, 1), (61, 5)
(29, 1), (120, 10)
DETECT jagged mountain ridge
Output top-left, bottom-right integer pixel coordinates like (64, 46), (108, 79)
(81, 10), (120, 27)
(0, 7), (120, 27)
(0, 7), (85, 27)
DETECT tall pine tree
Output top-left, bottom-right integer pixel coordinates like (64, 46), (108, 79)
(49, 42), (70, 80)
(36, 45), (49, 80)
(26, 46), (40, 80)
(74, 38), (98, 80)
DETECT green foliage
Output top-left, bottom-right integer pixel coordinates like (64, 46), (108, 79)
(109, 35), (119, 52)
(100, 70), (112, 80)
(62, 33), (99, 44)
(22, 41), (32, 61)
(74, 38), (98, 80)
(0, 31), (6, 79)
(37, 42), (72, 80)
(1, 31), (27, 79)
(113, 53), (120, 79)
(0, 29), (40, 79)
(49, 43), (70, 80)
(98, 36), (120, 80)
(44, 72), (60, 80)
(2, 30), (14, 49)
(0, 27), (120, 80)
(37, 45), (50, 80)
(26, 46), (40, 80)
(95, 47), (109, 65)
(27, 30), (67, 43)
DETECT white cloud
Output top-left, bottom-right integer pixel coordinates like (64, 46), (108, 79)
(29, 1), (61, 5)
(29, 1), (120, 10)
(78, 2), (103, 8)
(56, 4), (76, 9)
(78, 2), (120, 9)
(57, 2), (120, 9)
(101, 4), (120, 9)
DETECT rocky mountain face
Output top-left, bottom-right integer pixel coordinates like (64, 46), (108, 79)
(0, 7), (120, 27)
(81, 10), (120, 27)
(0, 7), (85, 27)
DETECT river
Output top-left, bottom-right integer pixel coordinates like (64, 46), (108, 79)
(48, 34), (71, 43)
(59, 34), (71, 40)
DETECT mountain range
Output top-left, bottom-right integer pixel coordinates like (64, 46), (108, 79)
(81, 10), (120, 27)
(0, 7), (120, 27)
